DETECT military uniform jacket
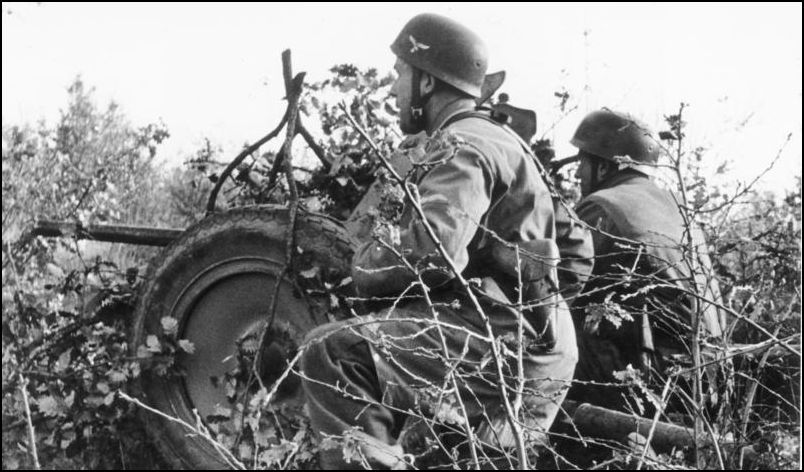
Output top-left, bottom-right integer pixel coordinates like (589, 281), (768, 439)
(341, 102), (577, 433)
(352, 101), (559, 334)
(575, 170), (723, 352)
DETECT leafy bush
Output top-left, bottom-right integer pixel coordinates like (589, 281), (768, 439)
(2, 66), (800, 470)
(3, 78), (176, 469)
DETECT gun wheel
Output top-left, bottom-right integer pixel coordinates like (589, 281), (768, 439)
(131, 205), (353, 469)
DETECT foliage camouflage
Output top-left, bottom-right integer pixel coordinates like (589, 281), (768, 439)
(2, 65), (800, 469)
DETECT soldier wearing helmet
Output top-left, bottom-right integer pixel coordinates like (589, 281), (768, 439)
(571, 109), (662, 198)
(567, 109), (724, 412)
(387, 12), (487, 133)
(301, 13), (578, 469)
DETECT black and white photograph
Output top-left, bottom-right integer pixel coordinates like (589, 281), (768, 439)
(2, 3), (801, 469)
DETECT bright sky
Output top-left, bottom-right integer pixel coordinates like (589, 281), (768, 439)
(3, 2), (802, 193)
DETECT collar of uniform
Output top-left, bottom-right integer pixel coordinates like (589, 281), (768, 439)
(596, 168), (651, 192)
(427, 98), (477, 136)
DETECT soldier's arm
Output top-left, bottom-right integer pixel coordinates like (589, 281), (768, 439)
(353, 144), (493, 297)
(575, 197), (619, 257)
(554, 201), (594, 303)
(575, 197), (655, 311)
(573, 197), (621, 309)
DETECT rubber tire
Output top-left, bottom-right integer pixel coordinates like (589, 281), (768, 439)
(131, 205), (354, 469)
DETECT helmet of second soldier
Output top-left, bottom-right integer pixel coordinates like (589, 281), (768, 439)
(570, 109), (662, 174)
(390, 13), (488, 98)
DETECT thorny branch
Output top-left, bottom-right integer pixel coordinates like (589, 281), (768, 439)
(379, 235), (484, 466)
(18, 374), (41, 470)
(118, 391), (246, 470)
(205, 109), (290, 214)
(253, 50), (306, 392)
(6, 54), (799, 470)
(738, 326), (782, 468)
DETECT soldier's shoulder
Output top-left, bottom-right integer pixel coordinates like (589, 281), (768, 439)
(577, 194), (608, 215)
(578, 190), (615, 211)
(445, 115), (527, 166)
(576, 191), (623, 228)
(426, 118), (500, 163)
(583, 178), (657, 210)
(443, 115), (512, 146)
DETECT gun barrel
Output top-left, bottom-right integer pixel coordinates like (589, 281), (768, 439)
(32, 220), (184, 246)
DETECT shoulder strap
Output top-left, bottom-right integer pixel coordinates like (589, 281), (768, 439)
(440, 109), (560, 199)
(439, 109), (504, 132)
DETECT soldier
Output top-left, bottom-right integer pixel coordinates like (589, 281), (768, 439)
(300, 13), (578, 469)
(567, 109), (724, 412)
(532, 139), (594, 306)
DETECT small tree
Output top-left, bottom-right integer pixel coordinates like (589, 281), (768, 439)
(2, 78), (172, 470)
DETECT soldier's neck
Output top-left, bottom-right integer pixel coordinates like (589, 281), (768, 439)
(424, 95), (476, 136)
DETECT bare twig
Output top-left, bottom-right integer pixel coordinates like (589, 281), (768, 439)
(636, 374), (675, 470)
(414, 270), (482, 468)
(205, 110), (290, 213)
(539, 103), (580, 140)
(118, 391), (245, 470)
(279, 50), (305, 272)
(371, 234), (483, 466)
(260, 349), (304, 409)
(672, 334), (801, 374)
(692, 132), (793, 215)
(738, 326), (783, 469)
(667, 104), (705, 468)
(18, 373), (41, 470)
(512, 244), (528, 468)
(672, 285), (801, 358)
(297, 120), (332, 170)
(255, 49), (306, 390)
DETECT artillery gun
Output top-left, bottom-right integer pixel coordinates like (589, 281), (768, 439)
(31, 51), (748, 469)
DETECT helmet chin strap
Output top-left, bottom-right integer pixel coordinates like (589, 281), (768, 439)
(590, 160), (601, 192)
(409, 67), (434, 131)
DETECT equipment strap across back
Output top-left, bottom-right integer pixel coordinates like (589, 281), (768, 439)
(440, 110), (559, 197)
